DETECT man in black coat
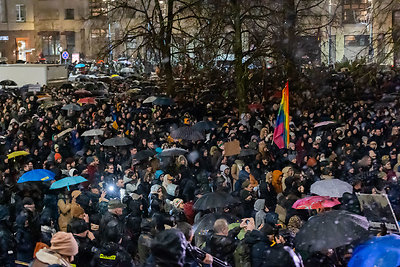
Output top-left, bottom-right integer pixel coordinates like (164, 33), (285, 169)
(99, 199), (126, 241)
(204, 218), (240, 266)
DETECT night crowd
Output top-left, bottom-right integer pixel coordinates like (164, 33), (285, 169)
(0, 66), (400, 267)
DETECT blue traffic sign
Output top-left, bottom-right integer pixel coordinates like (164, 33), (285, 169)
(62, 51), (69, 60)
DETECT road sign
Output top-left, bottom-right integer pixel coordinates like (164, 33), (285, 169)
(62, 51), (69, 60)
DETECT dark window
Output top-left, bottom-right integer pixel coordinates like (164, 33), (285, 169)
(65, 9), (74, 20)
(42, 34), (60, 56)
(66, 31), (75, 52)
(16, 4), (26, 22)
(344, 35), (369, 47)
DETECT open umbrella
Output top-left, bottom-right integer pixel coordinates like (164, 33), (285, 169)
(193, 213), (240, 237)
(348, 234), (400, 267)
(193, 191), (240, 211)
(239, 149), (258, 157)
(103, 137), (133, 147)
(314, 121), (338, 129)
(294, 210), (370, 252)
(159, 148), (188, 157)
(7, 151), (29, 159)
(310, 179), (353, 198)
(62, 104), (82, 112)
(77, 97), (97, 105)
(75, 63), (85, 68)
(57, 128), (74, 138)
(18, 169), (55, 183)
(292, 196), (341, 210)
(50, 176), (87, 190)
(170, 126), (204, 142)
(82, 129), (104, 137)
(143, 96), (158, 104)
(0, 80), (17, 86)
(153, 97), (174, 106)
(60, 83), (74, 89)
(133, 150), (156, 161)
(40, 101), (63, 109)
(193, 121), (218, 132)
(74, 89), (92, 96)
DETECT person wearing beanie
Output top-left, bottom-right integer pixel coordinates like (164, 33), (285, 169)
(54, 153), (62, 163)
(31, 232), (78, 267)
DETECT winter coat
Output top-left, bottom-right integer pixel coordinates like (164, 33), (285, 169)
(0, 222), (15, 266)
(243, 230), (270, 267)
(272, 170), (283, 194)
(235, 170), (250, 192)
(263, 244), (303, 267)
(90, 242), (133, 267)
(30, 248), (73, 267)
(204, 227), (240, 265)
(72, 235), (96, 266)
(57, 198), (72, 232)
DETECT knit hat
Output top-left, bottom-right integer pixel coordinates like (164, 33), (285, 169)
(50, 232), (78, 256)
(172, 198), (184, 209)
(155, 170), (164, 179)
(54, 153), (62, 161)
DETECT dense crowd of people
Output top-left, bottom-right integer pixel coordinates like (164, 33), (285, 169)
(0, 66), (400, 267)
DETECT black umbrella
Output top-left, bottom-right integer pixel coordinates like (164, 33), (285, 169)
(133, 150), (156, 161)
(158, 148), (188, 157)
(170, 126), (204, 141)
(60, 83), (74, 89)
(294, 210), (370, 252)
(61, 104), (82, 111)
(103, 137), (133, 147)
(239, 149), (258, 157)
(193, 213), (239, 237)
(153, 97), (175, 106)
(193, 121), (218, 132)
(0, 79), (17, 86)
(193, 191), (240, 211)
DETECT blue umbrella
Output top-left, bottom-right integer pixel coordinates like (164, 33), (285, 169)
(75, 63), (85, 68)
(18, 169), (55, 183)
(348, 234), (400, 267)
(50, 176), (87, 190)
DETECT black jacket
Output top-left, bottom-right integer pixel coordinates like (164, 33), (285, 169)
(72, 235), (97, 266)
(0, 222), (15, 266)
(91, 242), (134, 267)
(204, 227), (240, 265)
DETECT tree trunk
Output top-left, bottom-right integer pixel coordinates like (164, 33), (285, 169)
(232, 0), (247, 113)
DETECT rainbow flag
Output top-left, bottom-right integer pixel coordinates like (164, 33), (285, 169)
(273, 82), (290, 149)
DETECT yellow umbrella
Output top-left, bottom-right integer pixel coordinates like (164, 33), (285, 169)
(111, 74), (119, 78)
(7, 151), (30, 159)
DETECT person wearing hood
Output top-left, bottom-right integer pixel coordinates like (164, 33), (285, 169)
(235, 164), (251, 192)
(272, 170), (283, 194)
(145, 229), (187, 267)
(30, 232), (79, 267)
(220, 164), (233, 192)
